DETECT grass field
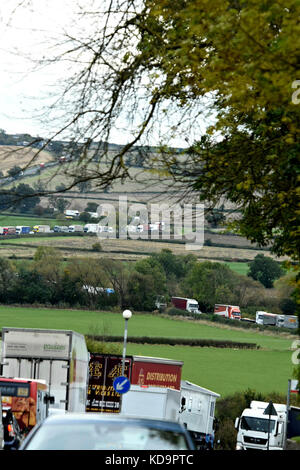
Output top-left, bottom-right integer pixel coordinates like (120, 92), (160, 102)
(0, 306), (295, 397)
(225, 261), (250, 276)
(0, 214), (57, 228)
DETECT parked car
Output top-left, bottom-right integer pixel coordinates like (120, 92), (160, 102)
(20, 413), (195, 450)
(2, 406), (23, 450)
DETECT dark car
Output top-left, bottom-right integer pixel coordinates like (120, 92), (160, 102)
(2, 407), (23, 450)
(20, 413), (195, 450)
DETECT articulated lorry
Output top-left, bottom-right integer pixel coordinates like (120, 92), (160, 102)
(15, 226), (31, 235)
(214, 304), (241, 320)
(171, 297), (201, 315)
(1, 327), (89, 413)
(235, 400), (300, 450)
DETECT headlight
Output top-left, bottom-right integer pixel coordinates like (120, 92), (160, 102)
(236, 444), (243, 450)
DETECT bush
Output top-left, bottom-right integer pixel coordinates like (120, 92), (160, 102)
(92, 242), (102, 252)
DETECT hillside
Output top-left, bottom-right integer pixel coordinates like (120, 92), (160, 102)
(0, 145), (55, 176)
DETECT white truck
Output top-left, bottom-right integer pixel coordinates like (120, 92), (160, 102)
(121, 380), (220, 449)
(255, 311), (278, 326)
(83, 223), (100, 233)
(276, 315), (299, 330)
(33, 225), (51, 233)
(0, 327), (89, 413)
(171, 297), (202, 315)
(235, 400), (300, 450)
(68, 225), (84, 233)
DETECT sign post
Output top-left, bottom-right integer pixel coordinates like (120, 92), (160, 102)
(263, 401), (277, 451)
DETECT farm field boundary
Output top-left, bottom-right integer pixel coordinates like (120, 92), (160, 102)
(90, 335), (258, 349)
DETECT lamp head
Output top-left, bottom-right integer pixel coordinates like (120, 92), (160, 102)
(122, 309), (132, 320)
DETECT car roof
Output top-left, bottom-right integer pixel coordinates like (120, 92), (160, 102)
(42, 412), (185, 430)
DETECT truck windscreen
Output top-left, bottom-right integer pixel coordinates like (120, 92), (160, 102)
(0, 382), (30, 398)
(241, 416), (276, 433)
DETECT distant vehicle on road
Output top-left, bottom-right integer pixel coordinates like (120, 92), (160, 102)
(171, 297), (201, 315)
(15, 226), (31, 235)
(33, 225), (50, 233)
(20, 413), (195, 450)
(255, 311), (277, 326)
(276, 314), (298, 330)
(214, 304), (241, 320)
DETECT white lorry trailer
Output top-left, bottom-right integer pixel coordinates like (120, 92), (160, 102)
(179, 380), (220, 449)
(0, 327), (89, 413)
(120, 380), (220, 449)
(235, 400), (300, 450)
(121, 385), (180, 422)
(276, 315), (299, 330)
(171, 297), (202, 315)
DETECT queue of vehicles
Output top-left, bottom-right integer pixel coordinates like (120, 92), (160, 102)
(0, 327), (220, 450)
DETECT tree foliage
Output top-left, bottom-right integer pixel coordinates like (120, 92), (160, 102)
(248, 254), (284, 288)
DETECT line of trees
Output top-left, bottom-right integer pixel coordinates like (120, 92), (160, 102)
(0, 248), (296, 316)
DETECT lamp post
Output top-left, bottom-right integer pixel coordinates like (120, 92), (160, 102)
(121, 309), (132, 377)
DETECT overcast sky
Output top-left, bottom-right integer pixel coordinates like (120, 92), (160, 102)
(0, 1), (212, 147)
(0, 1), (78, 136)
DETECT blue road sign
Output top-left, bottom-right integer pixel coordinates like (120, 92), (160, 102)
(113, 376), (131, 394)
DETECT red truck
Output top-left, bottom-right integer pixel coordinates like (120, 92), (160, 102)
(214, 304), (241, 320)
(2, 226), (16, 236)
(171, 297), (201, 315)
(86, 354), (183, 413)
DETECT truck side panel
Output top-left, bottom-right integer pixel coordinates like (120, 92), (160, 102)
(68, 332), (89, 412)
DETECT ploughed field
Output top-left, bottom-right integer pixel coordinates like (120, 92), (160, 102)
(0, 306), (295, 397)
(0, 233), (288, 263)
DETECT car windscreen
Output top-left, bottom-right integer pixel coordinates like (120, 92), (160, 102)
(240, 416), (276, 433)
(24, 421), (189, 450)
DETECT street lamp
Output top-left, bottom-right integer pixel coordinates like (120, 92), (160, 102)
(121, 309), (132, 376)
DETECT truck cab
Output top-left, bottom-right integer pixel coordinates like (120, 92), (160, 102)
(235, 401), (287, 450)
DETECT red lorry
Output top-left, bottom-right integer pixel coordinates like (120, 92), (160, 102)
(86, 354), (183, 413)
(214, 304), (241, 320)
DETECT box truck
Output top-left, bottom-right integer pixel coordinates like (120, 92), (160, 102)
(255, 311), (277, 326)
(33, 225), (50, 233)
(86, 354), (183, 413)
(214, 304), (241, 320)
(235, 400), (300, 450)
(15, 226), (31, 235)
(171, 297), (202, 315)
(1, 327), (89, 413)
(120, 381), (220, 450)
(69, 225), (84, 233)
(276, 315), (299, 330)
(2, 227), (16, 236)
(84, 223), (100, 233)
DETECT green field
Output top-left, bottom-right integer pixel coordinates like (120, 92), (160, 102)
(225, 261), (249, 276)
(0, 214), (57, 229)
(0, 306), (295, 397)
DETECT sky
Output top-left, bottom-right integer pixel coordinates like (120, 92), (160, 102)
(0, 1), (79, 137)
(0, 1), (212, 147)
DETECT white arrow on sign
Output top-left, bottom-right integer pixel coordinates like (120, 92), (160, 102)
(115, 378), (129, 391)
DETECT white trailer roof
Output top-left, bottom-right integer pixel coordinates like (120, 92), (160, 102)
(181, 380), (220, 398)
